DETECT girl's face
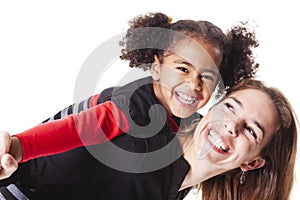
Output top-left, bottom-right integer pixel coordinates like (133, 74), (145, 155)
(193, 88), (279, 172)
(151, 39), (222, 118)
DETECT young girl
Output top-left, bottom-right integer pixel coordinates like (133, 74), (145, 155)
(0, 12), (259, 198)
(1, 79), (297, 200)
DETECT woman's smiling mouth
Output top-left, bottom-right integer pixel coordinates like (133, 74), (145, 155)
(207, 130), (230, 153)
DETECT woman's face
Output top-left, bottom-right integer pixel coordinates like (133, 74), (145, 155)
(151, 39), (222, 118)
(193, 88), (279, 171)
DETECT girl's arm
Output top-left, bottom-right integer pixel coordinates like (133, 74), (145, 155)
(14, 101), (129, 162)
(41, 87), (116, 124)
(41, 94), (101, 123)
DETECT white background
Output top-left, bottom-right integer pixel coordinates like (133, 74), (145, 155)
(0, 0), (299, 199)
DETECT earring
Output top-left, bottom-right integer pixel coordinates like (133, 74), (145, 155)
(239, 171), (246, 185)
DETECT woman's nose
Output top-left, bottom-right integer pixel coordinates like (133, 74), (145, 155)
(224, 120), (239, 137)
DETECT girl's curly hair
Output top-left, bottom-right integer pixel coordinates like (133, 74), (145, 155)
(120, 12), (259, 89)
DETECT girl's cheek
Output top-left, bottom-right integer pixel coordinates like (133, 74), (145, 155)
(160, 67), (185, 87)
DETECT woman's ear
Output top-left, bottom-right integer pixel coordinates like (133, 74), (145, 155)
(240, 157), (266, 171)
(150, 55), (161, 81)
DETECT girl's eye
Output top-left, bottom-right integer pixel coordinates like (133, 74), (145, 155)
(200, 74), (214, 81)
(245, 124), (257, 139)
(177, 67), (189, 73)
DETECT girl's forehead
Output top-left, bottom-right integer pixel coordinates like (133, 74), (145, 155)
(170, 39), (221, 70)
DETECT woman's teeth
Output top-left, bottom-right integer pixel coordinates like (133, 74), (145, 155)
(208, 130), (229, 152)
(176, 91), (197, 105)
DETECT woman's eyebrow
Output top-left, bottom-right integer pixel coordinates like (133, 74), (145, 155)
(253, 120), (265, 139)
(228, 96), (242, 107)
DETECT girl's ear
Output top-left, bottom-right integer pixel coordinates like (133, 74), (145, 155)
(150, 55), (161, 81)
(240, 157), (266, 171)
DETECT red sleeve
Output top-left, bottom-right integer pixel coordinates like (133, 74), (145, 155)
(15, 101), (129, 163)
(89, 93), (101, 108)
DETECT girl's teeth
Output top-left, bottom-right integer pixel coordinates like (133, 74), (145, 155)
(176, 92), (197, 105)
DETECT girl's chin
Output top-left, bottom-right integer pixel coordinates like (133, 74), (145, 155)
(172, 104), (199, 118)
(172, 110), (195, 118)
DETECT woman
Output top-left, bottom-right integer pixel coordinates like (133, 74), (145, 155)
(0, 79), (297, 200)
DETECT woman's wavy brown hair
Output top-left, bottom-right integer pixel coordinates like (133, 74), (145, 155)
(199, 79), (298, 200)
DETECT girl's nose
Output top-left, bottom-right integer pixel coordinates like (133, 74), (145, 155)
(189, 77), (202, 91)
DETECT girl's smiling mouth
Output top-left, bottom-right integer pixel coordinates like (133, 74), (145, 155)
(175, 91), (199, 105)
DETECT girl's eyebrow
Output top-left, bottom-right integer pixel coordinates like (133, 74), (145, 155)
(174, 59), (193, 67)
(228, 96), (265, 138)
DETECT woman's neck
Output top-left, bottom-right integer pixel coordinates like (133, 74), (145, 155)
(177, 135), (222, 191)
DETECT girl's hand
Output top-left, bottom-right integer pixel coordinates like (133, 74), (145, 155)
(0, 154), (18, 179)
(0, 131), (19, 179)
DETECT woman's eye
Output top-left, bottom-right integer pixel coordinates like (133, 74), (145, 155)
(245, 125), (257, 139)
(177, 67), (189, 73)
(224, 102), (234, 112)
